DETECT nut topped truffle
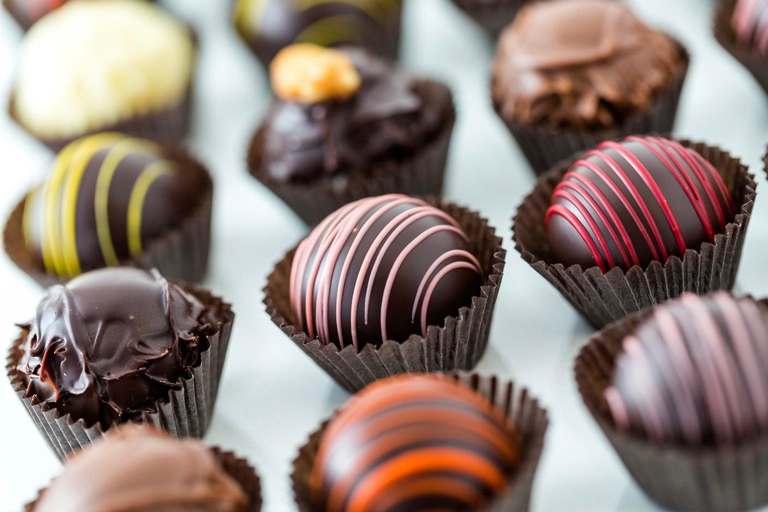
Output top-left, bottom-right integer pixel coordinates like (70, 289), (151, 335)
(492, 0), (684, 129)
(16, 267), (218, 428)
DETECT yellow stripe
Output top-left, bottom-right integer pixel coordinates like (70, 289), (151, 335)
(234, 0), (269, 36)
(94, 138), (159, 267)
(296, 0), (396, 18)
(42, 140), (80, 275)
(127, 162), (172, 257)
(22, 186), (40, 253)
(296, 15), (364, 46)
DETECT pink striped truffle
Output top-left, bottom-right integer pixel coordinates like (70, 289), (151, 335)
(732, 0), (768, 54)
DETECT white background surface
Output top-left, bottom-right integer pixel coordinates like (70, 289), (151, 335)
(0, 0), (767, 510)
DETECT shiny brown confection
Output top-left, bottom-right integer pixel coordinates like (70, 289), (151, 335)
(545, 136), (734, 272)
(311, 374), (521, 512)
(289, 195), (483, 350)
(491, 0), (684, 129)
(31, 424), (249, 512)
(16, 267), (218, 428)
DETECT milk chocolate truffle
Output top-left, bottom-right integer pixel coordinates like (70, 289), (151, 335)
(31, 425), (250, 512)
(311, 374), (520, 512)
(290, 194), (482, 350)
(492, 0), (684, 129)
(732, 0), (768, 52)
(15, 267), (218, 428)
(606, 292), (768, 447)
(546, 136), (735, 272)
(233, 0), (403, 67)
(11, 0), (195, 148)
(21, 133), (202, 280)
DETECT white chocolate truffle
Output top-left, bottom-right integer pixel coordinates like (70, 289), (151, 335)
(13, 0), (195, 140)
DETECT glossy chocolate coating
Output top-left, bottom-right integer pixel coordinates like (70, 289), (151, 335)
(290, 195), (482, 350)
(16, 267), (218, 428)
(32, 424), (249, 512)
(23, 133), (199, 279)
(311, 374), (520, 512)
(233, 0), (402, 66)
(606, 292), (768, 447)
(732, 0), (768, 53)
(546, 136), (735, 272)
(492, 0), (683, 128)
(259, 48), (451, 186)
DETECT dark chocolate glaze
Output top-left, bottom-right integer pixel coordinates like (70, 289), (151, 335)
(16, 267), (218, 428)
(546, 136), (735, 272)
(259, 48), (451, 187)
(606, 292), (768, 447)
(290, 195), (483, 350)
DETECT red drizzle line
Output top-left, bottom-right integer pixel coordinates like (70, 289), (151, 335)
(546, 205), (607, 271)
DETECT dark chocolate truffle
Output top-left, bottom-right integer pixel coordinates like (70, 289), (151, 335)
(605, 292), (768, 447)
(31, 424), (250, 512)
(732, 0), (768, 53)
(23, 133), (200, 279)
(311, 374), (520, 512)
(289, 194), (482, 350)
(232, 0), (403, 67)
(491, 0), (684, 129)
(16, 267), (218, 428)
(545, 136), (735, 272)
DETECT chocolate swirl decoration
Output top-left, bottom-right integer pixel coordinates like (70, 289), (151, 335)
(545, 136), (735, 272)
(732, 0), (768, 53)
(22, 133), (196, 279)
(311, 374), (521, 512)
(606, 292), (768, 447)
(16, 267), (218, 428)
(289, 194), (482, 350)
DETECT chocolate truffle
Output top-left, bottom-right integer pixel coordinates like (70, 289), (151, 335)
(546, 136), (735, 272)
(233, 0), (403, 67)
(12, 0), (195, 145)
(254, 44), (452, 187)
(311, 374), (520, 512)
(491, 0), (684, 129)
(31, 424), (249, 512)
(732, 0), (768, 53)
(290, 195), (482, 350)
(605, 292), (768, 447)
(22, 133), (200, 279)
(16, 267), (218, 428)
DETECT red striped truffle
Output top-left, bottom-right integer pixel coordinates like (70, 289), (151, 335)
(310, 374), (520, 512)
(732, 0), (768, 53)
(289, 194), (482, 350)
(545, 136), (734, 272)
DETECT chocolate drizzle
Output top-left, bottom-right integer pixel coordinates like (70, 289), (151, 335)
(16, 267), (218, 428)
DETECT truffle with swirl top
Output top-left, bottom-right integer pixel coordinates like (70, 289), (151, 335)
(247, 43), (456, 226)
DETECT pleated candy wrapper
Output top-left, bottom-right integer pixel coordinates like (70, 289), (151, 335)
(264, 198), (505, 392)
(292, 372), (548, 512)
(6, 285), (234, 460)
(248, 86), (455, 226)
(714, 0), (768, 97)
(3, 147), (213, 288)
(575, 302), (768, 512)
(24, 447), (263, 512)
(512, 139), (756, 329)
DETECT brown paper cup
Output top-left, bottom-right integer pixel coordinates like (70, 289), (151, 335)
(450, 0), (529, 38)
(264, 198), (505, 393)
(493, 41), (690, 176)
(248, 83), (455, 226)
(3, 147), (213, 288)
(291, 372), (548, 512)
(575, 301), (768, 512)
(24, 447), (262, 512)
(715, 0), (768, 97)
(6, 285), (235, 460)
(512, 139), (757, 330)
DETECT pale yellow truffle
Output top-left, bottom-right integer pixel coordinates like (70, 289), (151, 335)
(13, 0), (195, 139)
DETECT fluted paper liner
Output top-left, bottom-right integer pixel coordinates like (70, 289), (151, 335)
(494, 41), (689, 175)
(291, 372), (548, 512)
(451, 0), (529, 38)
(6, 285), (235, 460)
(575, 302), (768, 512)
(264, 198), (505, 392)
(3, 147), (213, 288)
(24, 447), (262, 512)
(512, 139), (756, 329)
(248, 84), (455, 226)
(715, 0), (768, 97)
